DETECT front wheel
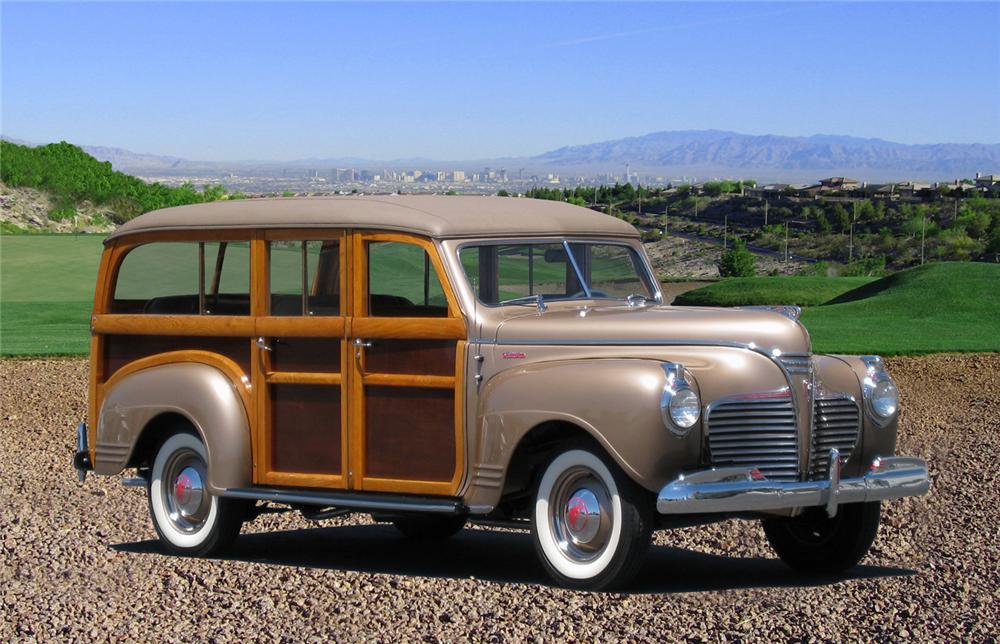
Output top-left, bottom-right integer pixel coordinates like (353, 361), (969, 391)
(532, 447), (653, 591)
(148, 431), (247, 557)
(762, 502), (881, 574)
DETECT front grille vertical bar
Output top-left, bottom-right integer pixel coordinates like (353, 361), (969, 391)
(775, 354), (814, 481)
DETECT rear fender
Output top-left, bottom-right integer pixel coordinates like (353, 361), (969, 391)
(95, 359), (252, 493)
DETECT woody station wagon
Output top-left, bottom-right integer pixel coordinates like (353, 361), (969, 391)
(74, 195), (929, 590)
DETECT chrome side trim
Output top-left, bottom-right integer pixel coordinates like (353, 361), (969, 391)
(656, 454), (930, 517)
(222, 487), (466, 515)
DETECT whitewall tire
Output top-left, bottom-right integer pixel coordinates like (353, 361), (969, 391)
(531, 446), (653, 590)
(148, 431), (246, 556)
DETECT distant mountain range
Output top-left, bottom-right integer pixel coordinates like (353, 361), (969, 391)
(5, 130), (998, 182)
(533, 130), (1000, 180)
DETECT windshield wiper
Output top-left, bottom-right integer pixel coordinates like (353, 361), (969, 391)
(498, 294), (547, 311)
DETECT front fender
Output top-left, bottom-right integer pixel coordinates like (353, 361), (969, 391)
(95, 362), (252, 493)
(467, 359), (702, 509)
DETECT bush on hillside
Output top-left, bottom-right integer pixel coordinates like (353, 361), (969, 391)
(719, 240), (757, 277)
(0, 140), (224, 223)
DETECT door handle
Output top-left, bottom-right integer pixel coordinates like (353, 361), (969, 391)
(354, 338), (373, 359)
(256, 336), (273, 352)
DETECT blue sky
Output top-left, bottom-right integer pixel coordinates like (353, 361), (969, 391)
(2, 2), (998, 161)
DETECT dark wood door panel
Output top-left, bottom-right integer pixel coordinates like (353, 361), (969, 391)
(364, 339), (456, 376)
(104, 334), (251, 376)
(363, 386), (455, 482)
(270, 337), (342, 373)
(271, 384), (342, 475)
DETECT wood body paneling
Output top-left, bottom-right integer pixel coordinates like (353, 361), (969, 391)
(271, 384), (342, 475)
(104, 335), (251, 377)
(363, 386), (455, 481)
(93, 228), (466, 496)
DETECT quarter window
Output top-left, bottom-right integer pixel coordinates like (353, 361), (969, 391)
(111, 241), (250, 315)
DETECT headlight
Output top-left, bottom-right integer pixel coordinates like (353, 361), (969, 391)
(660, 363), (700, 435)
(871, 379), (899, 419)
(861, 356), (899, 426)
(668, 388), (701, 429)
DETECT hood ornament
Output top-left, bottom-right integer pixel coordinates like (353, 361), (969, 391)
(743, 305), (802, 322)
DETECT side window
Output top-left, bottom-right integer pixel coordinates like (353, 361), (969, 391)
(202, 241), (250, 315)
(367, 241), (447, 317)
(111, 241), (249, 315)
(268, 240), (340, 316)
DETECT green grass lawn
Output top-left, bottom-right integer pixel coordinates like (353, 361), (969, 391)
(676, 263), (1000, 355)
(2, 235), (997, 357)
(1, 235), (104, 356)
(673, 276), (876, 307)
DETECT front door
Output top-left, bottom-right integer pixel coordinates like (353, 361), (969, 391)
(253, 230), (348, 489)
(347, 232), (467, 496)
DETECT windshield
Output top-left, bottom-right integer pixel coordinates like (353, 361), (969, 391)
(460, 241), (656, 306)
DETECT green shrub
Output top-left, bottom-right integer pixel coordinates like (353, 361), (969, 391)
(719, 240), (757, 277)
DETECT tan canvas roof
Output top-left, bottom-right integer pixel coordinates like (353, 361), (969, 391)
(106, 195), (639, 242)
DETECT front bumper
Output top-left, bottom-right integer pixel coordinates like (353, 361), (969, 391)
(657, 448), (929, 517)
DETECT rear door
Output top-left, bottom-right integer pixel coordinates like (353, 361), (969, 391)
(252, 230), (348, 489)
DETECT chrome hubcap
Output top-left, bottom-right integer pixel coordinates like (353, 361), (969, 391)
(162, 449), (210, 533)
(549, 467), (613, 563)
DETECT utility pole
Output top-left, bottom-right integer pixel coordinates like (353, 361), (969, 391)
(764, 200), (768, 226)
(785, 222), (789, 262)
(921, 216), (926, 265)
(724, 215), (728, 249)
(849, 201), (858, 262)
(663, 205), (668, 237)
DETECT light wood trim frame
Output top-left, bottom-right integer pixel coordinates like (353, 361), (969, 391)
(255, 230), (349, 488)
(92, 315), (255, 337)
(255, 316), (346, 337)
(351, 317), (465, 340)
(348, 231), (467, 495)
(360, 373), (454, 389)
(351, 231), (463, 320)
(265, 371), (342, 386)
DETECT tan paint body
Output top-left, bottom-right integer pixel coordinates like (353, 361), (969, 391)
(95, 362), (252, 493)
(89, 197), (899, 514)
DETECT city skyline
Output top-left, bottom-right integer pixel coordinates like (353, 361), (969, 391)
(2, 2), (998, 162)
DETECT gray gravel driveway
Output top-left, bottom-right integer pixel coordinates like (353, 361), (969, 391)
(1, 355), (997, 641)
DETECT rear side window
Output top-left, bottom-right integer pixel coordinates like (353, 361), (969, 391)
(111, 241), (250, 315)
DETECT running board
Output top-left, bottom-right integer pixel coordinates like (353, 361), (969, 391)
(222, 487), (466, 515)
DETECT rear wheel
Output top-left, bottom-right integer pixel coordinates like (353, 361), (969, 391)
(148, 431), (247, 556)
(391, 515), (467, 540)
(531, 447), (652, 591)
(762, 502), (881, 573)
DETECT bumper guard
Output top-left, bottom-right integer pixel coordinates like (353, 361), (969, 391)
(657, 448), (929, 518)
(73, 422), (92, 482)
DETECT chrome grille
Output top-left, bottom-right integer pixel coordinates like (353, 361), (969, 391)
(706, 394), (799, 482)
(776, 354), (812, 376)
(809, 396), (862, 479)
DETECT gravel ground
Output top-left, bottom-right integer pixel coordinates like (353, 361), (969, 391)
(2, 355), (997, 641)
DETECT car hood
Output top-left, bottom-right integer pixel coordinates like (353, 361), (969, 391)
(494, 304), (811, 354)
